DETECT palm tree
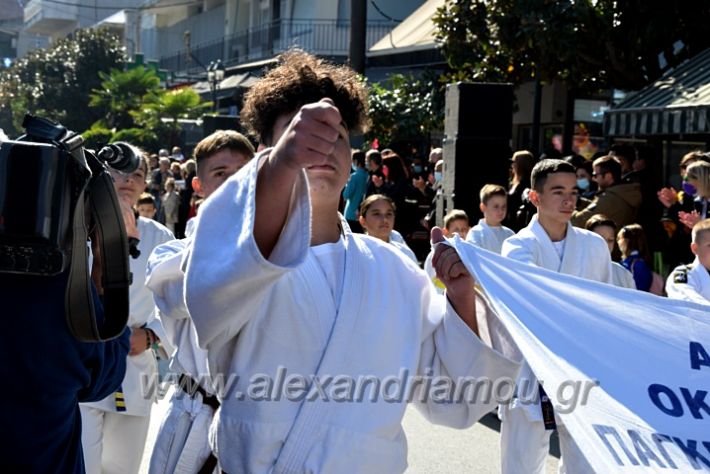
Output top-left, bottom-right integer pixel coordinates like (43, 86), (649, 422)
(89, 66), (161, 130)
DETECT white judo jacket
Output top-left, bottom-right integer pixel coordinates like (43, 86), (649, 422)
(666, 258), (710, 305)
(466, 219), (515, 254)
(500, 215), (612, 421)
(183, 153), (520, 474)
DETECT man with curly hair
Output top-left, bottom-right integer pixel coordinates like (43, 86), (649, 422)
(182, 50), (519, 473)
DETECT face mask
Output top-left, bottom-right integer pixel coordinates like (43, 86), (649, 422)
(576, 178), (590, 190)
(351, 163), (357, 172)
(434, 171), (443, 182)
(413, 165), (423, 174)
(682, 181), (697, 196)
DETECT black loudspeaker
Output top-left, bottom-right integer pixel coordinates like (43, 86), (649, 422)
(442, 138), (511, 221)
(439, 82), (513, 224)
(445, 82), (513, 139)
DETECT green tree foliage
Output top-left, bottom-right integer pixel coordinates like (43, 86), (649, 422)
(434, 0), (710, 91)
(89, 66), (162, 130)
(132, 88), (211, 147)
(366, 72), (444, 147)
(0, 28), (124, 135)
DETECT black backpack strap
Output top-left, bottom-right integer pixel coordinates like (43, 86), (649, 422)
(65, 151), (130, 342)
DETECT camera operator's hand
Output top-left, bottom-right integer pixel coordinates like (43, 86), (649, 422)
(129, 327), (151, 356)
(119, 198), (140, 240)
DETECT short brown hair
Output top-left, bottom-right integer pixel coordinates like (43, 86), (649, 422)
(584, 214), (617, 232)
(194, 130), (255, 173)
(592, 155), (622, 183)
(692, 218), (710, 244)
(137, 192), (156, 208)
(479, 184), (507, 205)
(444, 209), (469, 230)
(240, 49), (369, 145)
(618, 224), (649, 261)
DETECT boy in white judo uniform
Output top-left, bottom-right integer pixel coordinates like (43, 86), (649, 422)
(467, 184), (515, 254)
(183, 51), (520, 473)
(500, 159), (612, 474)
(666, 218), (710, 304)
(424, 209), (470, 292)
(146, 130), (255, 474)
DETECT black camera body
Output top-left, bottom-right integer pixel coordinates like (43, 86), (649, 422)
(0, 114), (137, 341)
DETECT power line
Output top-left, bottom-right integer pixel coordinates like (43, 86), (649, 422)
(369, 0), (401, 22)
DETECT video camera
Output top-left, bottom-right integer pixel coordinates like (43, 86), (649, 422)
(0, 114), (139, 342)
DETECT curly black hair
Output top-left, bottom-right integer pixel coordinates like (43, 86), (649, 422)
(240, 49), (369, 145)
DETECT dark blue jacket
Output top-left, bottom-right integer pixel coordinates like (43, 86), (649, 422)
(0, 271), (129, 473)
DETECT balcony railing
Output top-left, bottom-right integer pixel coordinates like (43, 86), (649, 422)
(159, 18), (396, 75)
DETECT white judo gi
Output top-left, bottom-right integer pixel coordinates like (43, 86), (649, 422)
(389, 230), (418, 263)
(466, 219), (515, 254)
(145, 222), (217, 474)
(665, 258), (710, 305)
(183, 154), (520, 474)
(499, 215), (612, 474)
(611, 261), (636, 289)
(81, 217), (173, 474)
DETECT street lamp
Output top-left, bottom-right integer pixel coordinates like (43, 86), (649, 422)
(207, 60), (225, 113)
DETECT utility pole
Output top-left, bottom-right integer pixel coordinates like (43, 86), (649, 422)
(349, 0), (366, 74)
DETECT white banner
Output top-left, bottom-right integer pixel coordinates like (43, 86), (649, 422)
(452, 237), (710, 473)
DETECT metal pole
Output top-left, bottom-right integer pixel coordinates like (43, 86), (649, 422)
(349, 0), (366, 74)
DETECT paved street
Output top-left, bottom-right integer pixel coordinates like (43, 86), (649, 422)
(140, 392), (560, 473)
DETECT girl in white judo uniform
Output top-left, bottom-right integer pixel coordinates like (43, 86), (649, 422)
(145, 131), (255, 474)
(183, 51), (520, 474)
(81, 156), (173, 474)
(357, 193), (418, 263)
(499, 159), (612, 474)
(666, 218), (710, 304)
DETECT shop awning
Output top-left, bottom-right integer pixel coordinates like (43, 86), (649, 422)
(605, 48), (710, 137)
(368, 0), (444, 57)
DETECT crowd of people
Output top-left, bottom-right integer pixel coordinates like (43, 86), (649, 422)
(5, 49), (709, 474)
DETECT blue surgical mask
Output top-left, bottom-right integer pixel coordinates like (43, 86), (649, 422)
(413, 165), (423, 174)
(434, 171), (443, 182)
(351, 163), (357, 172)
(682, 181), (697, 196)
(576, 178), (590, 190)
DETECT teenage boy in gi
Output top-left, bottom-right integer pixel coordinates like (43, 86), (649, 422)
(183, 50), (520, 473)
(500, 159), (613, 474)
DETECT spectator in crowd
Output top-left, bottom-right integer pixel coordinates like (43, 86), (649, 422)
(171, 146), (185, 162)
(571, 155), (642, 229)
(585, 214), (636, 289)
(365, 149), (384, 196)
(162, 177), (181, 235)
(573, 159), (597, 200)
(342, 150), (369, 233)
(170, 161), (182, 178)
(609, 143), (636, 178)
(677, 160), (710, 230)
(371, 153), (418, 237)
(358, 194), (417, 263)
(508, 150), (536, 231)
(467, 184), (515, 254)
(617, 224), (656, 293)
(80, 153), (173, 474)
(176, 159), (196, 239)
(148, 153), (159, 171)
(666, 218), (710, 304)
(657, 151), (710, 269)
(136, 192), (158, 220)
